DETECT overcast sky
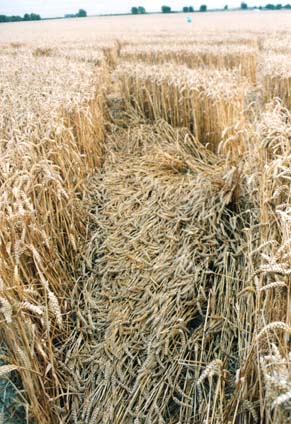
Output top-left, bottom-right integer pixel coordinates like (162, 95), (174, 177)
(0, 0), (259, 18)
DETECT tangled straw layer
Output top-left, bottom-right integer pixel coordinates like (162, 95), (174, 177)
(65, 117), (261, 423)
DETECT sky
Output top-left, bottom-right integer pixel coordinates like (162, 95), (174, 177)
(0, 0), (259, 18)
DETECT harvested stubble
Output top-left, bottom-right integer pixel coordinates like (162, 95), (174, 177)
(116, 63), (248, 153)
(121, 44), (258, 84)
(0, 51), (107, 422)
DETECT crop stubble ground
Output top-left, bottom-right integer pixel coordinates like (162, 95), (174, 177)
(1, 10), (291, 424)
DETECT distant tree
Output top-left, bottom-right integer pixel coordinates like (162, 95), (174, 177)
(77, 9), (87, 17)
(276, 3), (282, 7)
(183, 6), (194, 12)
(131, 7), (138, 14)
(30, 13), (41, 20)
(138, 6), (146, 13)
(0, 13), (41, 23)
(200, 4), (207, 11)
(224, 4), (229, 9)
(259, 5), (263, 8)
(161, 5), (172, 13)
(265, 3), (275, 8)
(284, 3), (291, 7)
(241, 2), (248, 8)
(10, 16), (22, 22)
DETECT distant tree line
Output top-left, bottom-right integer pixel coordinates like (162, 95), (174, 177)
(64, 9), (87, 18)
(131, 6), (146, 14)
(0, 13), (41, 23)
(182, 6), (195, 12)
(240, 2), (291, 7)
(130, 2), (291, 15)
(161, 5), (207, 12)
(264, 3), (291, 8)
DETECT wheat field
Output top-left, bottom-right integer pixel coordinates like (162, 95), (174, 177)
(1, 10), (291, 424)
